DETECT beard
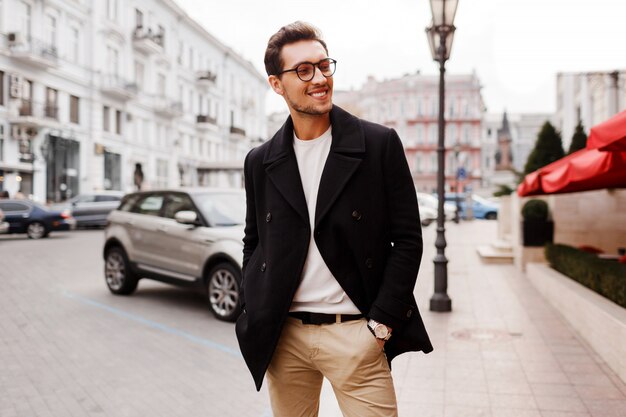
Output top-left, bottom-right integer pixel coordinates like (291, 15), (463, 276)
(284, 90), (332, 117)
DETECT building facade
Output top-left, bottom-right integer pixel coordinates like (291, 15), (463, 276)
(556, 70), (626, 151)
(334, 72), (485, 193)
(0, 0), (267, 202)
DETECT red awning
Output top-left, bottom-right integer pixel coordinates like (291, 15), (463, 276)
(587, 110), (626, 152)
(518, 111), (626, 196)
(517, 152), (580, 196)
(541, 149), (626, 194)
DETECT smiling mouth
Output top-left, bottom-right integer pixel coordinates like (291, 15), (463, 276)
(309, 90), (328, 98)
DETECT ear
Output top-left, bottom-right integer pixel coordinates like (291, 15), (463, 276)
(268, 75), (284, 96)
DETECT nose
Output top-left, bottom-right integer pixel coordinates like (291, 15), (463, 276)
(311, 65), (327, 84)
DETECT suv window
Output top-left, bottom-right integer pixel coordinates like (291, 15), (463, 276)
(130, 194), (164, 216)
(0, 202), (30, 212)
(163, 193), (195, 219)
(72, 195), (96, 203)
(119, 194), (140, 212)
(96, 195), (122, 202)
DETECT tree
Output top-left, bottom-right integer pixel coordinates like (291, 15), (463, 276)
(523, 121), (565, 175)
(568, 120), (587, 154)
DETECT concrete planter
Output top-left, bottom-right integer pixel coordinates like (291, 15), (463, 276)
(526, 262), (626, 384)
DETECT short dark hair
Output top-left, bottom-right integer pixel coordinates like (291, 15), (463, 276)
(264, 21), (328, 76)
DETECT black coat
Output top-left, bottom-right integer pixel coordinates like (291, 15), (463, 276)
(236, 106), (433, 391)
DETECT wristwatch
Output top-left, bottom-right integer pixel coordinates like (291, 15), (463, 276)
(367, 319), (392, 341)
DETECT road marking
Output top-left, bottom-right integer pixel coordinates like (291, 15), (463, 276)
(63, 290), (242, 358)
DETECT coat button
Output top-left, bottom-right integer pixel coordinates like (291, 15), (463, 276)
(351, 210), (362, 220)
(260, 262), (266, 272)
(266, 212), (272, 222)
(406, 309), (413, 318)
(365, 258), (373, 269)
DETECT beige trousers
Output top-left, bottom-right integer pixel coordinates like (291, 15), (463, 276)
(266, 317), (398, 417)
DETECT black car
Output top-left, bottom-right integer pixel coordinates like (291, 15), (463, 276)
(0, 199), (76, 239)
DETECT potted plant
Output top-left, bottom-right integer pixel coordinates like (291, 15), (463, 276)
(521, 199), (554, 247)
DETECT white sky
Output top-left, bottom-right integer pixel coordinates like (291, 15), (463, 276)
(175, 0), (626, 116)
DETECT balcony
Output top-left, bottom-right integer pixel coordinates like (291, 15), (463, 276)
(132, 26), (164, 55)
(6, 33), (59, 69)
(196, 114), (218, 131)
(230, 126), (246, 138)
(100, 75), (138, 101)
(153, 96), (183, 118)
(196, 70), (217, 89)
(7, 99), (60, 129)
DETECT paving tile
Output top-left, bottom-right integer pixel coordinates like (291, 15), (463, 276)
(444, 405), (491, 417)
(539, 412), (591, 417)
(574, 384), (625, 400)
(489, 393), (537, 409)
(531, 383), (579, 398)
(490, 409), (542, 417)
(583, 399), (626, 417)
(534, 396), (588, 413)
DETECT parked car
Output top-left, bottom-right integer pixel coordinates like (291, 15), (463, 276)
(0, 199), (76, 239)
(0, 208), (9, 234)
(103, 188), (245, 322)
(443, 193), (500, 220)
(417, 192), (457, 223)
(51, 191), (124, 228)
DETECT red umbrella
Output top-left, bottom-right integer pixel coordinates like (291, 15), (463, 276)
(541, 148), (626, 194)
(587, 110), (626, 152)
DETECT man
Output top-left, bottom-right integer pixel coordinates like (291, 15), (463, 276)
(236, 21), (432, 416)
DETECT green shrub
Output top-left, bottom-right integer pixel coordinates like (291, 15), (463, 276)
(522, 199), (549, 221)
(545, 243), (626, 308)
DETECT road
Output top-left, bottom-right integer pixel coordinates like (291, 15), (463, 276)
(0, 230), (270, 417)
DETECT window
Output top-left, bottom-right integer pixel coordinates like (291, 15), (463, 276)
(19, 1), (31, 39)
(107, 46), (119, 76)
(0, 125), (4, 161)
(69, 27), (79, 63)
(177, 41), (184, 64)
(45, 15), (57, 49)
(103, 106), (110, 131)
(157, 25), (165, 47)
(135, 8), (143, 28)
(103, 151), (121, 190)
(0, 202), (29, 212)
(130, 194), (164, 216)
(70, 95), (79, 124)
(163, 193), (194, 219)
(0, 71), (4, 106)
(45, 87), (57, 119)
(134, 61), (144, 90)
(415, 154), (422, 173)
(430, 153), (437, 173)
(96, 195), (121, 202)
(115, 110), (122, 134)
(106, 0), (117, 21)
(157, 73), (166, 96)
(416, 125), (424, 144)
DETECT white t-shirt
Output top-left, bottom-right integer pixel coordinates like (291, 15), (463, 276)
(290, 126), (360, 314)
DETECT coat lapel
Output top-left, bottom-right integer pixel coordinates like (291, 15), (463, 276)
(315, 106), (365, 228)
(263, 117), (309, 224)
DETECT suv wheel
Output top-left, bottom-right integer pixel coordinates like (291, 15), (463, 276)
(104, 247), (138, 295)
(485, 212), (497, 220)
(206, 262), (241, 322)
(27, 222), (47, 239)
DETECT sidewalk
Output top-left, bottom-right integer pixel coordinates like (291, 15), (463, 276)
(320, 220), (626, 417)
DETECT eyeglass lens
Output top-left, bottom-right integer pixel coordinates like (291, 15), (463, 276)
(296, 59), (335, 81)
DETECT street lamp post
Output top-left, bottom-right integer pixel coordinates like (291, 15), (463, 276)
(426, 0), (458, 312)
(454, 143), (461, 223)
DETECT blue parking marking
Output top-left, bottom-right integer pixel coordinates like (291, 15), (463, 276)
(63, 290), (242, 358)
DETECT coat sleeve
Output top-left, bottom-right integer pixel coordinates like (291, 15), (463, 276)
(241, 150), (259, 308)
(367, 128), (423, 330)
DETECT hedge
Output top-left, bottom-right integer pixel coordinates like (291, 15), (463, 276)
(545, 243), (626, 309)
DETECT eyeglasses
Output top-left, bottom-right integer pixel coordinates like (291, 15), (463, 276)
(277, 58), (337, 82)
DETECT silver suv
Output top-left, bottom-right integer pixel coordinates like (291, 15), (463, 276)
(103, 188), (245, 322)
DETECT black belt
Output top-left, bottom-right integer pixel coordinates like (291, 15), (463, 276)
(288, 311), (364, 325)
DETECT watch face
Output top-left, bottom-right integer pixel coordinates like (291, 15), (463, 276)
(374, 325), (389, 339)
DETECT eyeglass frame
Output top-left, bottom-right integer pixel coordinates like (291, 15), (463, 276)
(276, 58), (337, 82)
